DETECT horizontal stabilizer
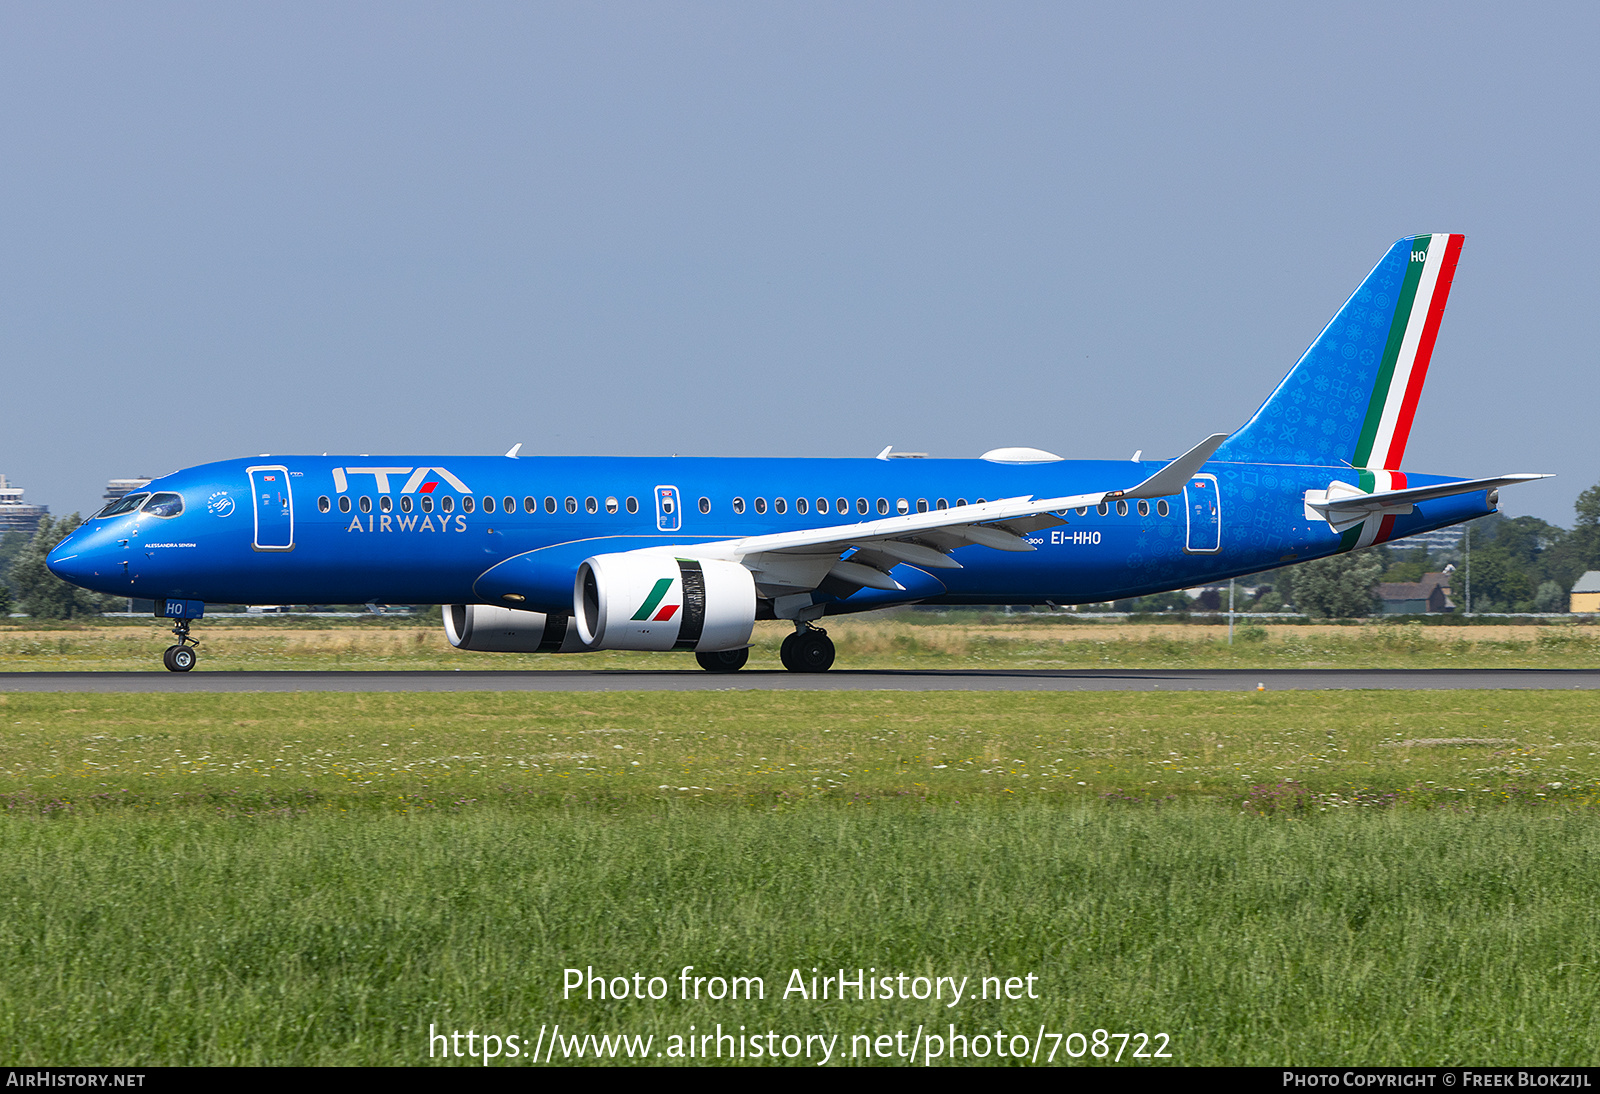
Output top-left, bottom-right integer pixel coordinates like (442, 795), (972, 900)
(1304, 473), (1550, 533)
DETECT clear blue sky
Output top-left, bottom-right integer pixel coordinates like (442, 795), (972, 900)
(3, 3), (1594, 526)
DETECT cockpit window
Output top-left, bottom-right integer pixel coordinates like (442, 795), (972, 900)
(142, 493), (184, 518)
(96, 493), (149, 518)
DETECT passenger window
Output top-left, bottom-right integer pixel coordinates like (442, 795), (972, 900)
(956, 498), (968, 508)
(698, 497), (710, 514)
(774, 498), (786, 515)
(1075, 506), (1088, 516)
(1096, 502), (1108, 516)
(400, 496), (413, 513)
(936, 499), (948, 510)
(754, 497), (767, 515)
(360, 496), (373, 513)
(544, 497), (556, 513)
(607, 497), (620, 514)
(317, 496), (330, 514)
(837, 498), (848, 515)
(625, 496), (638, 514)
(462, 496), (475, 514)
(916, 499), (928, 513)
(733, 497), (746, 515)
(856, 498), (868, 515)
(817, 498), (830, 514)
(1137, 500), (1149, 517)
(441, 495), (454, 513)
(503, 496), (514, 514)
(338, 496), (352, 514)
(1116, 500), (1128, 516)
(565, 497), (577, 513)
(797, 497), (808, 515)
(896, 498), (909, 515)
(380, 496), (394, 513)
(482, 496), (496, 514)
(422, 495), (434, 513)
(585, 496), (598, 514)
(524, 497), (536, 513)
(1157, 499), (1170, 518)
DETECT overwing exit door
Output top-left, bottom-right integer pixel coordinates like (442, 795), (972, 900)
(655, 485), (681, 532)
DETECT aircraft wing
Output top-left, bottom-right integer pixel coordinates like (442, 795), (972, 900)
(683, 433), (1228, 596)
(1304, 473), (1551, 533)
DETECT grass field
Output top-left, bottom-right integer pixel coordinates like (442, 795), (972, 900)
(5, 614), (1600, 672)
(3, 689), (1599, 1065)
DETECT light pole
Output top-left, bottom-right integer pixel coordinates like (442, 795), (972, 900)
(1228, 578), (1235, 644)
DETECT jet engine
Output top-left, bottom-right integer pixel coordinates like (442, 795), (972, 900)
(574, 553), (755, 652)
(443, 603), (585, 653)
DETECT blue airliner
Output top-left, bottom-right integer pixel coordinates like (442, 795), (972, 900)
(48, 234), (1546, 672)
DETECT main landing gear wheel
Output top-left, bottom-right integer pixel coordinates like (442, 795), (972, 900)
(781, 627), (834, 673)
(162, 645), (197, 672)
(695, 648), (749, 673)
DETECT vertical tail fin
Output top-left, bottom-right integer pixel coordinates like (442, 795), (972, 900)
(1216, 233), (1464, 469)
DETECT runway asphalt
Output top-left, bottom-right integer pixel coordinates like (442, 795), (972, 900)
(4, 668), (1599, 692)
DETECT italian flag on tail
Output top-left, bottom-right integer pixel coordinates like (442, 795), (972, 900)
(1338, 468), (1409, 552)
(1351, 233), (1464, 472)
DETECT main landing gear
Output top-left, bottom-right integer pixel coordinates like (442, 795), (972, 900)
(162, 617), (199, 672)
(692, 623), (836, 673)
(695, 648), (750, 673)
(779, 623), (835, 673)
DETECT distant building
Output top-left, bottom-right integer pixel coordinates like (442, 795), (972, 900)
(0, 474), (49, 536)
(1377, 570), (1455, 614)
(1570, 572), (1600, 613)
(103, 477), (152, 506)
(1391, 526), (1464, 555)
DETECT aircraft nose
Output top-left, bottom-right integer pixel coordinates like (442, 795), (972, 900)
(46, 530), (98, 586)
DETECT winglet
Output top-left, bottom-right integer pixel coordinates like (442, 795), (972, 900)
(504, 443), (523, 459)
(1113, 433), (1229, 499)
(875, 445), (893, 461)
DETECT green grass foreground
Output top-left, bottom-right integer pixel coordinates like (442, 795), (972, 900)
(2, 691), (1599, 1065)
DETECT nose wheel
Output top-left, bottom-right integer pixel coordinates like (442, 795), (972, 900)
(162, 645), (197, 672)
(779, 624), (835, 672)
(162, 618), (200, 672)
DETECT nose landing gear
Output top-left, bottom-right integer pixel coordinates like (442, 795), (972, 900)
(155, 600), (205, 671)
(779, 622), (835, 673)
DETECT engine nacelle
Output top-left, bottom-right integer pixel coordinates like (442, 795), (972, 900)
(443, 603), (585, 653)
(574, 553), (755, 652)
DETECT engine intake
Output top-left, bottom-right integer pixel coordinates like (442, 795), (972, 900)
(443, 603), (584, 653)
(574, 553), (755, 652)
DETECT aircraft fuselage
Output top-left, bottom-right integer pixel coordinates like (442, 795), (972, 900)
(49, 453), (1492, 611)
